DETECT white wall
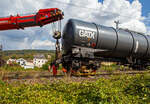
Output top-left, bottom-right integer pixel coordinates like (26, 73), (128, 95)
(33, 58), (48, 68)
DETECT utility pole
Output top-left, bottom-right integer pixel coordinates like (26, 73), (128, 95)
(114, 20), (120, 29)
(0, 44), (3, 67)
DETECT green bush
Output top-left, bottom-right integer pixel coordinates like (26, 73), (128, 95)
(0, 65), (24, 71)
(0, 74), (150, 104)
(42, 60), (51, 70)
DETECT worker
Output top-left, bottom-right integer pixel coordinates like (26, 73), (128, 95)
(48, 61), (58, 77)
(62, 67), (67, 74)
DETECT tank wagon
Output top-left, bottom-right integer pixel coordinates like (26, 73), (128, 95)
(61, 19), (150, 71)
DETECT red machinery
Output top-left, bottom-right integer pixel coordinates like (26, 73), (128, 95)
(0, 8), (64, 31)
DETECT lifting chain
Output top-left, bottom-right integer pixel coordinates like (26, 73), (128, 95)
(51, 19), (62, 59)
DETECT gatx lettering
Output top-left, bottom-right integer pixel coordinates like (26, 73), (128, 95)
(79, 30), (95, 39)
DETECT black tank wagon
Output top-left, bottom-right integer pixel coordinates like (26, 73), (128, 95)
(61, 19), (150, 71)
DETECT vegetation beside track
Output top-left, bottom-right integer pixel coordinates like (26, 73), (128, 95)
(0, 74), (150, 104)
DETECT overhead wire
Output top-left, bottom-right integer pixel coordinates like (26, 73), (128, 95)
(0, 0), (148, 23)
(1, 0), (149, 50)
(0, 0), (146, 22)
(49, 0), (150, 35)
(49, 0), (143, 21)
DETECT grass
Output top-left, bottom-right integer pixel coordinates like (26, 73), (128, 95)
(0, 74), (150, 104)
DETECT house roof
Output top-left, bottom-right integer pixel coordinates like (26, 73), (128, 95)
(7, 58), (16, 61)
(16, 58), (26, 62)
(34, 54), (46, 59)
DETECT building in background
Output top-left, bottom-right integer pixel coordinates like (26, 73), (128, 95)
(47, 55), (52, 59)
(6, 58), (16, 65)
(16, 58), (27, 67)
(6, 54), (49, 69)
(33, 54), (48, 68)
(24, 62), (34, 69)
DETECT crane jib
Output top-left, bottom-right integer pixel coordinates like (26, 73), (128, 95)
(0, 8), (64, 31)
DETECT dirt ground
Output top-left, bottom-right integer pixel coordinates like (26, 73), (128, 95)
(0, 70), (149, 85)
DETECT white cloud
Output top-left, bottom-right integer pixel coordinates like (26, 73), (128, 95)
(31, 40), (55, 49)
(0, 0), (149, 50)
(91, 0), (146, 33)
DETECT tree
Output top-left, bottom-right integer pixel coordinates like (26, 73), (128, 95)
(42, 60), (51, 70)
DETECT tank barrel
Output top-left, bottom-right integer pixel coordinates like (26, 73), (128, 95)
(62, 19), (150, 59)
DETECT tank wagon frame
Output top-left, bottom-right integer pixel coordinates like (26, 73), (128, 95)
(61, 19), (150, 71)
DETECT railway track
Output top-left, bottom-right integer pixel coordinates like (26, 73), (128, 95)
(1, 70), (149, 81)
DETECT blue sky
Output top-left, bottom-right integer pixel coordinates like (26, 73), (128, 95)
(130, 0), (149, 16)
(0, 0), (149, 50)
(130, 0), (150, 27)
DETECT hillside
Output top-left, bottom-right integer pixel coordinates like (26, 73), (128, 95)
(2, 50), (55, 60)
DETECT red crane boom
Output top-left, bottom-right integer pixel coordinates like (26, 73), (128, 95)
(0, 8), (64, 31)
